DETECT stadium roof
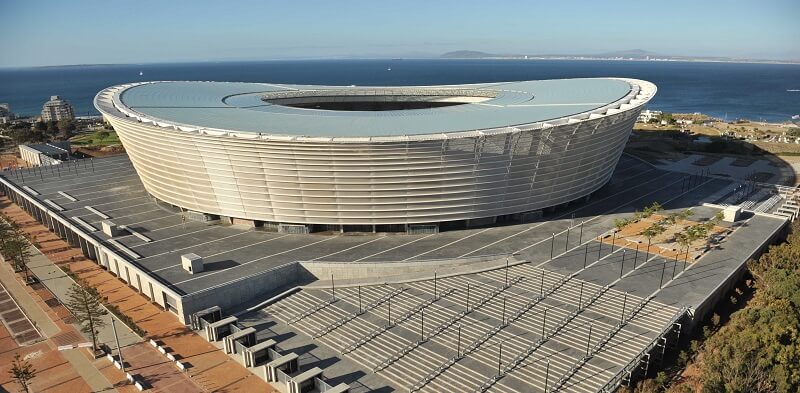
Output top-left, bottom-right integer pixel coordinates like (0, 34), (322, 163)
(110, 78), (640, 137)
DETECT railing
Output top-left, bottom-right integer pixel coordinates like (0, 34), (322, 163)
(341, 288), (455, 355)
(597, 306), (689, 393)
(547, 294), (655, 392)
(375, 276), (522, 372)
(288, 296), (338, 324)
(313, 286), (406, 338)
(412, 275), (577, 392)
(473, 284), (611, 393)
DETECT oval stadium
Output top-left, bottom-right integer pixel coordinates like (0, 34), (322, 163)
(94, 78), (656, 233)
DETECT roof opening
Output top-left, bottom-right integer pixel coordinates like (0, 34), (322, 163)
(261, 88), (496, 112)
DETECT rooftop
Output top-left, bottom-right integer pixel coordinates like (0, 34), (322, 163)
(104, 78), (643, 137)
(2, 154), (785, 302)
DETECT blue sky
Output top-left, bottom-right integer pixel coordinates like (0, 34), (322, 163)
(1, 0), (797, 67)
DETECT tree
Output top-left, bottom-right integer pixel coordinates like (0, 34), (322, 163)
(2, 223), (32, 283)
(0, 214), (11, 251)
(46, 120), (58, 133)
(97, 130), (110, 141)
(675, 231), (692, 262)
(57, 120), (75, 139)
(34, 121), (47, 132)
(642, 222), (665, 253)
(8, 353), (37, 393)
(65, 282), (108, 352)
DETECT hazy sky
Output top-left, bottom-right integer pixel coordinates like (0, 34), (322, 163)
(1, 0), (798, 67)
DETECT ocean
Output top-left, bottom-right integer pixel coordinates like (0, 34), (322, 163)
(0, 59), (798, 122)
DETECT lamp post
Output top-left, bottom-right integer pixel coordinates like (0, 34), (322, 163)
(111, 317), (124, 372)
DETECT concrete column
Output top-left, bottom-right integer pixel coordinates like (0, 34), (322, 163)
(78, 237), (90, 257)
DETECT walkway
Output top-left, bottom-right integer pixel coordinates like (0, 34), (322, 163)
(0, 260), (126, 392)
(1, 197), (272, 392)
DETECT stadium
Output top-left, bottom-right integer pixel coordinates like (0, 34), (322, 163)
(1, 76), (792, 393)
(94, 78), (656, 233)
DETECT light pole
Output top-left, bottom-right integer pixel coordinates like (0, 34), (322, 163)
(111, 317), (124, 372)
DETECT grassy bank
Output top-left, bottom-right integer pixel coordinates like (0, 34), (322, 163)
(70, 130), (120, 147)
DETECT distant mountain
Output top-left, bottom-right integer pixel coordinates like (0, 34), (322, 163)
(439, 49), (799, 64)
(441, 50), (496, 58)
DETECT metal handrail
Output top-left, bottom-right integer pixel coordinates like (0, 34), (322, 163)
(548, 294), (655, 392)
(375, 277), (522, 372)
(413, 275), (575, 392)
(288, 296), (337, 324)
(474, 284), (611, 392)
(313, 287), (406, 338)
(341, 288), (455, 354)
(597, 306), (689, 392)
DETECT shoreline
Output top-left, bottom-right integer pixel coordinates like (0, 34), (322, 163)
(3, 56), (800, 71)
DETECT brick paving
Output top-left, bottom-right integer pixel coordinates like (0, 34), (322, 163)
(0, 282), (42, 346)
(0, 323), (96, 393)
(2, 197), (273, 393)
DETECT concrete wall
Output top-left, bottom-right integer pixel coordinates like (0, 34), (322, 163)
(689, 213), (790, 328)
(179, 262), (305, 322)
(298, 254), (520, 284)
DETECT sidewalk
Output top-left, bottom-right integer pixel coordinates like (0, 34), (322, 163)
(0, 261), (122, 393)
(2, 197), (272, 392)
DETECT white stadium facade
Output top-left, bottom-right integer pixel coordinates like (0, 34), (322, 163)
(94, 78), (656, 233)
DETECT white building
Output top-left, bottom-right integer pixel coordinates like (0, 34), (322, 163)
(637, 109), (662, 123)
(41, 96), (75, 122)
(0, 103), (11, 124)
(18, 141), (71, 167)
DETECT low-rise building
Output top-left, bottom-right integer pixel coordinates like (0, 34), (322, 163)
(18, 141), (71, 166)
(0, 103), (12, 124)
(41, 96), (75, 122)
(637, 109), (662, 123)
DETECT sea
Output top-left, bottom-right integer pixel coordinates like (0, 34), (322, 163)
(0, 59), (798, 122)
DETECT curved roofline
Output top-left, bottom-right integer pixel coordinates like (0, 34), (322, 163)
(94, 78), (656, 143)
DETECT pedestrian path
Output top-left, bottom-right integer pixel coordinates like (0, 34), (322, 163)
(1, 197), (271, 393)
(0, 260), (120, 393)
